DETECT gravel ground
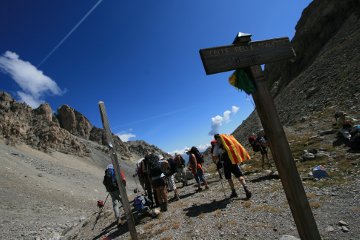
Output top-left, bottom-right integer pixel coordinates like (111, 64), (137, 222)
(0, 139), (136, 240)
(65, 160), (360, 240)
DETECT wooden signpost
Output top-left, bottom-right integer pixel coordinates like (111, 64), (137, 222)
(98, 101), (138, 240)
(199, 33), (321, 240)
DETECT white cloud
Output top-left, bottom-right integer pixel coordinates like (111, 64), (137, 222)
(232, 106), (239, 114)
(0, 51), (63, 108)
(17, 91), (43, 108)
(117, 133), (136, 142)
(209, 105), (240, 136)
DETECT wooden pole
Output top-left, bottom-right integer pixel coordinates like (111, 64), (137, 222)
(98, 101), (138, 240)
(249, 65), (321, 239)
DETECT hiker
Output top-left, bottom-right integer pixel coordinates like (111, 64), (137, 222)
(141, 156), (158, 208)
(334, 111), (360, 149)
(162, 157), (180, 201)
(174, 153), (188, 186)
(133, 159), (145, 192)
(334, 111), (358, 140)
(102, 164), (124, 225)
(213, 134), (252, 199)
(187, 147), (209, 192)
(144, 153), (168, 212)
(248, 132), (271, 169)
(211, 140), (223, 179)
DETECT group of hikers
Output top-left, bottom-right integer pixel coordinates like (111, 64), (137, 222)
(101, 110), (360, 227)
(102, 133), (257, 226)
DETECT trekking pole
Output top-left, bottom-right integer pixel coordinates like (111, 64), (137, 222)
(92, 193), (110, 230)
(219, 160), (227, 198)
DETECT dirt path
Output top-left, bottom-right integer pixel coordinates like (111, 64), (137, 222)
(0, 139), (136, 240)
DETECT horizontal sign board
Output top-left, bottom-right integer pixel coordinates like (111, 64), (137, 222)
(199, 37), (295, 75)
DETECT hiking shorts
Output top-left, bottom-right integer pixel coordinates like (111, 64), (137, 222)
(151, 177), (166, 188)
(166, 175), (176, 191)
(223, 162), (244, 180)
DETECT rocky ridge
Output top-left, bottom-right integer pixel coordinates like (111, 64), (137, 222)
(0, 91), (168, 160)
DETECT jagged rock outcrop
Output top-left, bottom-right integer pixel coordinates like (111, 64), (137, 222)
(0, 91), (168, 159)
(233, 0), (360, 143)
(125, 140), (171, 160)
(57, 105), (93, 139)
(0, 93), (88, 155)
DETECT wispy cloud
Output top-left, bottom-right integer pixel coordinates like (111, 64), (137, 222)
(113, 105), (197, 129)
(0, 51), (63, 108)
(38, 0), (103, 66)
(209, 105), (239, 136)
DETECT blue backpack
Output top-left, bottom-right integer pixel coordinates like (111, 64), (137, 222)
(133, 195), (151, 211)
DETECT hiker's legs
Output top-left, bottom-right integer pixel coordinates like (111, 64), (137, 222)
(168, 175), (179, 200)
(139, 176), (145, 192)
(216, 161), (223, 179)
(197, 169), (209, 188)
(109, 191), (121, 220)
(227, 179), (235, 190)
(180, 168), (188, 185)
(144, 175), (154, 204)
(193, 172), (201, 189)
(231, 164), (251, 199)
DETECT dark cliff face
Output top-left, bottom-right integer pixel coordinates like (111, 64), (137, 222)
(265, 0), (360, 96)
(233, 0), (360, 143)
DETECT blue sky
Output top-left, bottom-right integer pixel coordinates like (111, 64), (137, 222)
(0, 0), (312, 154)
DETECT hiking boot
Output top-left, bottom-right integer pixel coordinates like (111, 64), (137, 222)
(196, 187), (202, 192)
(205, 185), (209, 190)
(230, 190), (238, 198)
(160, 203), (168, 212)
(245, 189), (252, 199)
(117, 218), (125, 226)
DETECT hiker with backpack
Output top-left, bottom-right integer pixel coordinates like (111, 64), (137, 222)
(144, 153), (168, 212)
(140, 156), (158, 208)
(211, 140), (223, 179)
(174, 153), (188, 186)
(102, 164), (126, 226)
(248, 132), (271, 169)
(334, 111), (360, 149)
(162, 157), (180, 201)
(187, 147), (209, 192)
(213, 134), (252, 199)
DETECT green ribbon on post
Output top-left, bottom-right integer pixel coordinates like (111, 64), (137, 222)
(228, 69), (256, 94)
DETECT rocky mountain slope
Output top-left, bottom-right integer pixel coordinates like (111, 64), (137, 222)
(233, 0), (360, 142)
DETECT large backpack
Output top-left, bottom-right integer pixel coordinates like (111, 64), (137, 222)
(349, 132), (360, 150)
(133, 195), (152, 211)
(144, 154), (162, 177)
(103, 168), (118, 192)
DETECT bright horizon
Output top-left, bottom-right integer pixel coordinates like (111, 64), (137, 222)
(0, 0), (312, 154)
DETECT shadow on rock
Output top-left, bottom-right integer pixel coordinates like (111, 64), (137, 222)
(183, 198), (230, 217)
(250, 174), (279, 183)
(92, 221), (119, 240)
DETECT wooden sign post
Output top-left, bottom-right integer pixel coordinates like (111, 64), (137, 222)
(98, 101), (138, 240)
(200, 33), (321, 240)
